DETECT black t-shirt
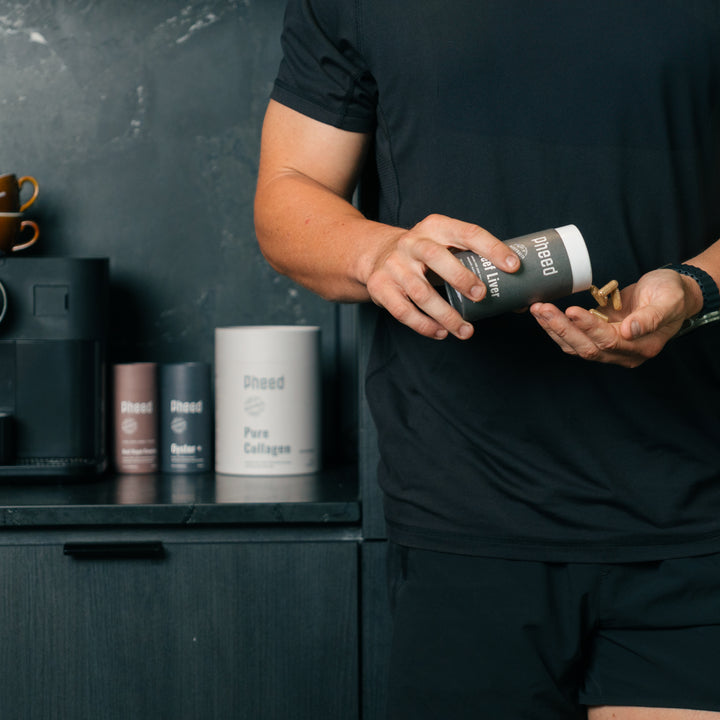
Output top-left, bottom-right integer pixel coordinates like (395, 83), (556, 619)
(272, 0), (720, 561)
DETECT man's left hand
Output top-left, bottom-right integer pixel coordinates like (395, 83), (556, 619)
(529, 268), (701, 368)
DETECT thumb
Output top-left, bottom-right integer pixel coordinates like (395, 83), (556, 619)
(620, 305), (675, 341)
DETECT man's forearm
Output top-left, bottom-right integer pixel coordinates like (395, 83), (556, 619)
(254, 170), (400, 303)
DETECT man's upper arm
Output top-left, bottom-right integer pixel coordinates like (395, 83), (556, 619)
(257, 99), (371, 202)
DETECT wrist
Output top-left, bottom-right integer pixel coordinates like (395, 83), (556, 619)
(356, 224), (405, 287)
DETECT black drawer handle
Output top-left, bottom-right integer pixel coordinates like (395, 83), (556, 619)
(63, 541), (165, 559)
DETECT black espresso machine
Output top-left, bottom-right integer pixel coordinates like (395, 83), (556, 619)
(0, 257), (109, 477)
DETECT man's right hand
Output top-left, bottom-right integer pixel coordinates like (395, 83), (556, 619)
(364, 214), (521, 340)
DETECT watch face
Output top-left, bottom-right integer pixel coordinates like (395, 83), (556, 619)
(676, 310), (720, 338)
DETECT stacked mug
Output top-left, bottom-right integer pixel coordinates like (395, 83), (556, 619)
(0, 173), (39, 255)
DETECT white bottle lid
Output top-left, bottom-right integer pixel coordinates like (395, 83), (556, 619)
(556, 224), (593, 292)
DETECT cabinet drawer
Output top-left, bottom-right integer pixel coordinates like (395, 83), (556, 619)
(0, 540), (358, 720)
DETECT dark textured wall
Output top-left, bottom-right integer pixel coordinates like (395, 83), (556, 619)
(0, 0), (335, 359)
(0, 0), (356, 462)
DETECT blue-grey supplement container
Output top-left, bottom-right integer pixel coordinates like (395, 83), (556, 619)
(159, 362), (212, 473)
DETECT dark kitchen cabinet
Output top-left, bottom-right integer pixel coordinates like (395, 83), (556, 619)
(0, 474), (361, 720)
(0, 533), (358, 720)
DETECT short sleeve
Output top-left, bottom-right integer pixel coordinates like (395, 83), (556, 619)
(271, 0), (377, 132)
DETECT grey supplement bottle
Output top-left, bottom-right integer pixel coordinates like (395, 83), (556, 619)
(159, 362), (212, 473)
(445, 225), (593, 321)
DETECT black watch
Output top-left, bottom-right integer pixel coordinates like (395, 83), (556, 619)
(665, 263), (720, 316)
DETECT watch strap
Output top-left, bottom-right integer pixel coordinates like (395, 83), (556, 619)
(665, 263), (720, 316)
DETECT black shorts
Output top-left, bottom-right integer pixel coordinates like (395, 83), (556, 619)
(385, 544), (720, 720)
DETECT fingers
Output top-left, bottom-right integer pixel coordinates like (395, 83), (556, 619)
(530, 303), (670, 368)
(366, 214), (520, 340)
(366, 253), (474, 341)
(372, 280), (474, 340)
(397, 216), (520, 307)
(616, 295), (689, 341)
(396, 232), (485, 304)
(417, 214), (520, 273)
(531, 304), (607, 360)
(619, 306), (664, 341)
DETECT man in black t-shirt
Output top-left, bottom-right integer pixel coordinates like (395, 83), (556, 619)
(255, 1), (720, 718)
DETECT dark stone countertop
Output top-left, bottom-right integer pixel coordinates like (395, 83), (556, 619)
(0, 466), (359, 528)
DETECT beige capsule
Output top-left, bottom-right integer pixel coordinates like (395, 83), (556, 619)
(590, 285), (608, 307)
(599, 279), (619, 296)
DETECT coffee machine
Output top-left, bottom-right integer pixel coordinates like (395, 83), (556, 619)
(0, 257), (109, 477)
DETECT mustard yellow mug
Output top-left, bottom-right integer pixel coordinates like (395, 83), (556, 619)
(0, 174), (39, 213)
(0, 213), (40, 253)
